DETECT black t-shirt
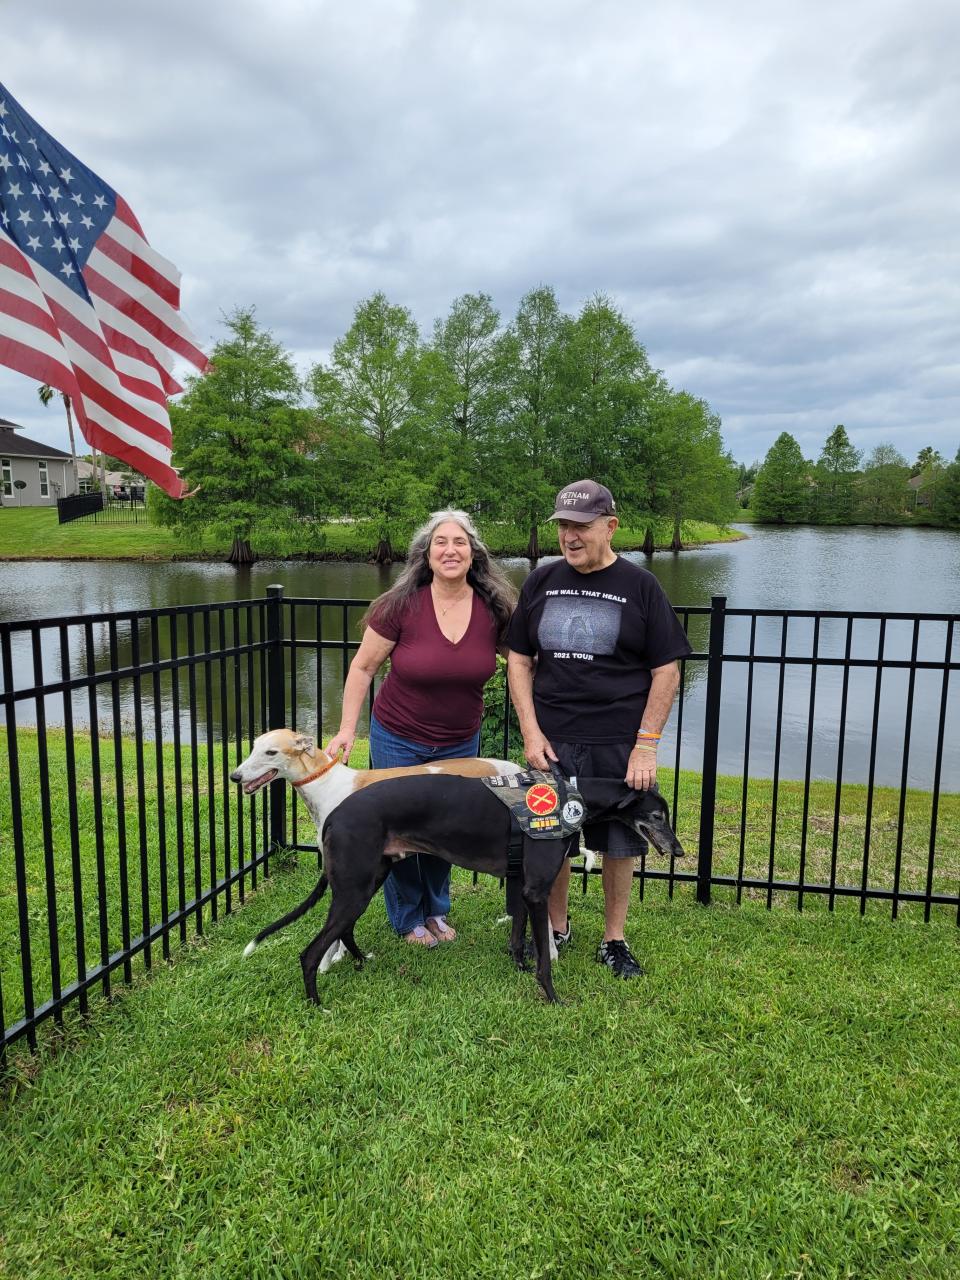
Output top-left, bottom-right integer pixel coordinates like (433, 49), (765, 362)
(506, 556), (692, 744)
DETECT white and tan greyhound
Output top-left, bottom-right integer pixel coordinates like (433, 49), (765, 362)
(231, 728), (519, 970)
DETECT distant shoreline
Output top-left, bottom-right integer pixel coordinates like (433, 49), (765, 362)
(0, 531), (750, 564)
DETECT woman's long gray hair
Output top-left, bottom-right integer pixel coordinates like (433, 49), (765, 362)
(363, 510), (517, 641)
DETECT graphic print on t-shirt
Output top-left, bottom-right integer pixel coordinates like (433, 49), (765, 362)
(537, 590), (624, 660)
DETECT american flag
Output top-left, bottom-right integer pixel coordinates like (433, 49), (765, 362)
(0, 82), (207, 498)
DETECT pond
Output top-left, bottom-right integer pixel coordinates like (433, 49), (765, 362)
(2, 524), (959, 789)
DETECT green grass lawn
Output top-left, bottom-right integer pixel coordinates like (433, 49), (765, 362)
(0, 506), (217, 559)
(1, 869), (959, 1278)
(0, 507), (745, 562)
(2, 729), (960, 1276)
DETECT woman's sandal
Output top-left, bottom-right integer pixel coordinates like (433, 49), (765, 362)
(425, 915), (457, 943)
(403, 924), (438, 948)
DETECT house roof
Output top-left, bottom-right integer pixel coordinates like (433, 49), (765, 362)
(0, 421), (74, 461)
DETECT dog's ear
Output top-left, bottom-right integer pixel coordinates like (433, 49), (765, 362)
(292, 734), (315, 756)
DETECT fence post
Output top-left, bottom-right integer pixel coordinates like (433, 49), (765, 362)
(265, 584), (287, 854)
(696, 595), (726, 905)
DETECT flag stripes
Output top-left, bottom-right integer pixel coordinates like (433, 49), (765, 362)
(0, 81), (207, 497)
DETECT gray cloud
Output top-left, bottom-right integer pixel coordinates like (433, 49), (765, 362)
(3, 0), (958, 469)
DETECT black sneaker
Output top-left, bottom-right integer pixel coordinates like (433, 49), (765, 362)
(552, 918), (572, 949)
(596, 939), (644, 978)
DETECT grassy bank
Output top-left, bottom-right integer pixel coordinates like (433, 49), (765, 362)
(0, 507), (745, 562)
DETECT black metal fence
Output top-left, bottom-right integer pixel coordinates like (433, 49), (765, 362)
(58, 493), (149, 524)
(1, 588), (957, 1061)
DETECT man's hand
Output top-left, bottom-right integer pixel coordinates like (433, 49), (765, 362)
(523, 731), (559, 772)
(625, 743), (657, 790)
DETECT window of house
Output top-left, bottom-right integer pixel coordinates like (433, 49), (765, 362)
(1, 458), (10, 497)
(39, 459), (49, 497)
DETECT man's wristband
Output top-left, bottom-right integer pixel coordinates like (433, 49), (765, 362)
(635, 730), (661, 749)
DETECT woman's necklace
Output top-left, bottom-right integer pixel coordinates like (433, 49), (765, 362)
(432, 585), (471, 617)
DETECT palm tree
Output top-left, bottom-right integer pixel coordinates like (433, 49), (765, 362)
(38, 384), (105, 496)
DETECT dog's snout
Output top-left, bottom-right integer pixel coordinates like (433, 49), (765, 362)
(229, 769), (242, 783)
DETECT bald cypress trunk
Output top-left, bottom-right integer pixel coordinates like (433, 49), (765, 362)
(228, 537), (255, 565)
(670, 513), (683, 552)
(526, 522), (540, 561)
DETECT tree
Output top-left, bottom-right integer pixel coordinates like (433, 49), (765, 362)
(646, 390), (738, 549)
(911, 446), (944, 476)
(153, 308), (314, 564)
(309, 293), (437, 562)
(857, 444), (910, 523)
(933, 446), (960, 528)
(811, 424), (861, 523)
(494, 286), (568, 558)
(430, 293), (504, 512)
(751, 432), (809, 523)
(38, 382), (88, 489)
(553, 295), (658, 492)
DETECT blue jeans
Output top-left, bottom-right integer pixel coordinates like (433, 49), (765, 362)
(369, 714), (481, 936)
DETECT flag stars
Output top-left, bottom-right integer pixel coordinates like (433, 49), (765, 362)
(93, 194), (107, 209)
(58, 210), (71, 227)
(0, 153), (11, 172)
(27, 234), (41, 250)
(0, 101), (7, 118)
(47, 185), (61, 203)
(41, 209), (54, 226)
(59, 261), (75, 279)
(31, 182), (42, 197)
(37, 159), (52, 176)
(51, 236), (65, 252)
(7, 181), (22, 198)
(70, 191), (84, 206)
(16, 208), (33, 226)
(68, 236), (81, 251)
(80, 215), (93, 230)
(16, 152), (27, 168)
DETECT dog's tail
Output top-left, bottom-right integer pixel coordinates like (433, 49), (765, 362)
(243, 874), (329, 957)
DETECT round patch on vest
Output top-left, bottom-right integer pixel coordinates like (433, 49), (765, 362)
(562, 798), (585, 825)
(525, 783), (559, 815)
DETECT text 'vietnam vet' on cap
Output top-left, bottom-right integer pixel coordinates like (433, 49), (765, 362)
(547, 479), (617, 522)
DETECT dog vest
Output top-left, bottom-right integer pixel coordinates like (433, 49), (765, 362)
(483, 769), (587, 840)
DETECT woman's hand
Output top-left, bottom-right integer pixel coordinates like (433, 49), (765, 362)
(325, 731), (355, 763)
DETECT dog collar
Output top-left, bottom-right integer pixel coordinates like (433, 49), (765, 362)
(290, 757), (338, 788)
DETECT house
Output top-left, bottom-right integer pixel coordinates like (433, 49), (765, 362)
(907, 473), (935, 509)
(75, 458), (138, 497)
(0, 418), (78, 506)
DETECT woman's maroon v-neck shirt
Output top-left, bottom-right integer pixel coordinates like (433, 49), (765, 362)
(368, 586), (498, 746)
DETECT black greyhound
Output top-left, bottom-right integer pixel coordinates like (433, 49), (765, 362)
(244, 773), (684, 1003)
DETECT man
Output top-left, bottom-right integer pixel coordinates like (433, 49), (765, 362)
(506, 479), (691, 978)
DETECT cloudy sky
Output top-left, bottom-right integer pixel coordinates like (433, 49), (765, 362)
(3, 0), (959, 467)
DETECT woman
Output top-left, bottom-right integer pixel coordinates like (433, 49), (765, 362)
(326, 510), (517, 947)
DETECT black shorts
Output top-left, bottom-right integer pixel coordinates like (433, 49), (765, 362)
(552, 740), (650, 857)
